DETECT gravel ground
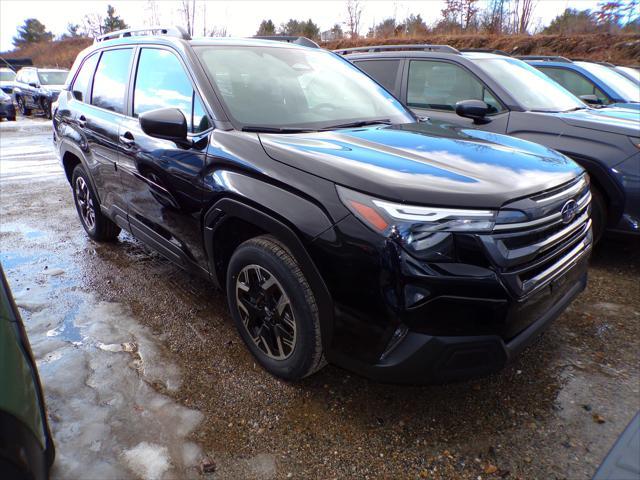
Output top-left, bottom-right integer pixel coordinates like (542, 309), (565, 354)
(1, 120), (638, 479)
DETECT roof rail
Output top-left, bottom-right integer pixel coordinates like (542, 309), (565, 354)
(571, 58), (616, 67)
(94, 25), (191, 43)
(517, 55), (572, 63)
(252, 36), (320, 48)
(333, 44), (460, 55)
(460, 48), (511, 56)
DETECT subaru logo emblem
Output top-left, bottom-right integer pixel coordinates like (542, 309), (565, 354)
(561, 199), (578, 224)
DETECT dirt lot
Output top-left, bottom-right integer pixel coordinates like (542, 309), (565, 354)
(1, 119), (639, 479)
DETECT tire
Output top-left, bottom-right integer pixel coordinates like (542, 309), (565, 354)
(16, 96), (31, 116)
(42, 98), (52, 119)
(226, 235), (326, 380)
(590, 185), (606, 244)
(71, 165), (121, 242)
(8, 116), (16, 121)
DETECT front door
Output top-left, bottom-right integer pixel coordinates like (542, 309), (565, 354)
(404, 59), (510, 133)
(118, 47), (212, 271)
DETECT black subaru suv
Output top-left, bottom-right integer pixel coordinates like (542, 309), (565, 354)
(340, 45), (640, 241)
(54, 28), (592, 383)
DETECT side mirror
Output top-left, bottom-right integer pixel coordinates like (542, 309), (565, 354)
(579, 94), (602, 105)
(139, 108), (188, 143)
(29, 82), (38, 88)
(455, 99), (491, 124)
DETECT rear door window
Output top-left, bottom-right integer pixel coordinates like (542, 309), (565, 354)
(91, 48), (133, 114)
(354, 60), (401, 93)
(72, 54), (99, 102)
(407, 60), (503, 113)
(537, 66), (610, 105)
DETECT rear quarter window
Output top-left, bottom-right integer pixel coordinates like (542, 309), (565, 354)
(353, 60), (401, 93)
(72, 54), (99, 102)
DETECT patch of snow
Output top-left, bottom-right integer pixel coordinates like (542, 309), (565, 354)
(14, 276), (203, 479)
(122, 442), (171, 480)
(43, 268), (65, 276)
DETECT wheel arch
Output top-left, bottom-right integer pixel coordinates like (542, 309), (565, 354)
(560, 151), (625, 226)
(204, 198), (335, 350)
(59, 141), (102, 205)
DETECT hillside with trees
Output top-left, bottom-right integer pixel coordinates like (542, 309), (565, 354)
(2, 0), (639, 68)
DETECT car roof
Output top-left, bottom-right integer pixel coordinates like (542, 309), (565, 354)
(343, 50), (509, 61)
(95, 35), (315, 51)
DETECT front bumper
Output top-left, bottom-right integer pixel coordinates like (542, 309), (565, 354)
(0, 102), (15, 119)
(316, 180), (592, 384)
(334, 254), (588, 384)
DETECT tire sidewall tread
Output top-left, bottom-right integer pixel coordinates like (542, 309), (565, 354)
(226, 235), (325, 381)
(71, 165), (120, 242)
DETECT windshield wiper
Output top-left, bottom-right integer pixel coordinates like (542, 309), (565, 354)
(241, 126), (315, 133)
(321, 119), (392, 130)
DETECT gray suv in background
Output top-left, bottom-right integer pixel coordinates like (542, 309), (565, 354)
(340, 46), (640, 241)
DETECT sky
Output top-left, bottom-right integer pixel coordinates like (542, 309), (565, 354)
(0, 0), (604, 51)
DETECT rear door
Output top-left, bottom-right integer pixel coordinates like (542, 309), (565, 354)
(118, 46), (212, 270)
(69, 47), (134, 225)
(402, 59), (509, 132)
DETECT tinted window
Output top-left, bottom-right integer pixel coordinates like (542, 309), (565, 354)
(355, 60), (401, 93)
(134, 48), (209, 133)
(538, 67), (610, 105)
(407, 60), (503, 113)
(72, 55), (99, 102)
(38, 71), (68, 85)
(92, 48), (133, 114)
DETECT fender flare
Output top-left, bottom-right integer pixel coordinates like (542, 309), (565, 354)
(203, 197), (335, 351)
(59, 139), (102, 205)
(560, 151), (625, 224)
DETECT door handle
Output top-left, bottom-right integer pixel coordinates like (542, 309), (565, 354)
(77, 115), (86, 128)
(119, 132), (135, 147)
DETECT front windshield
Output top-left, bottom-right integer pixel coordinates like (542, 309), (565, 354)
(575, 62), (640, 102)
(0, 71), (15, 82)
(38, 71), (68, 85)
(195, 45), (414, 129)
(472, 57), (585, 112)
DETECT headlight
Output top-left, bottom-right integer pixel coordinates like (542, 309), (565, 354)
(337, 186), (496, 259)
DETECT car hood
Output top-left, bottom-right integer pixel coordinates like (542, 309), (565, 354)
(551, 107), (640, 135)
(259, 121), (583, 208)
(43, 84), (65, 91)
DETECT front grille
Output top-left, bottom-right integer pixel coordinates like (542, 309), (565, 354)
(478, 176), (592, 297)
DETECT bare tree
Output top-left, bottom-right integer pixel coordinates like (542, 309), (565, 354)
(180, 0), (196, 36)
(518, 0), (536, 33)
(346, 0), (363, 38)
(510, 0), (537, 34)
(145, 0), (160, 26)
(81, 13), (105, 37)
(208, 25), (229, 37)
